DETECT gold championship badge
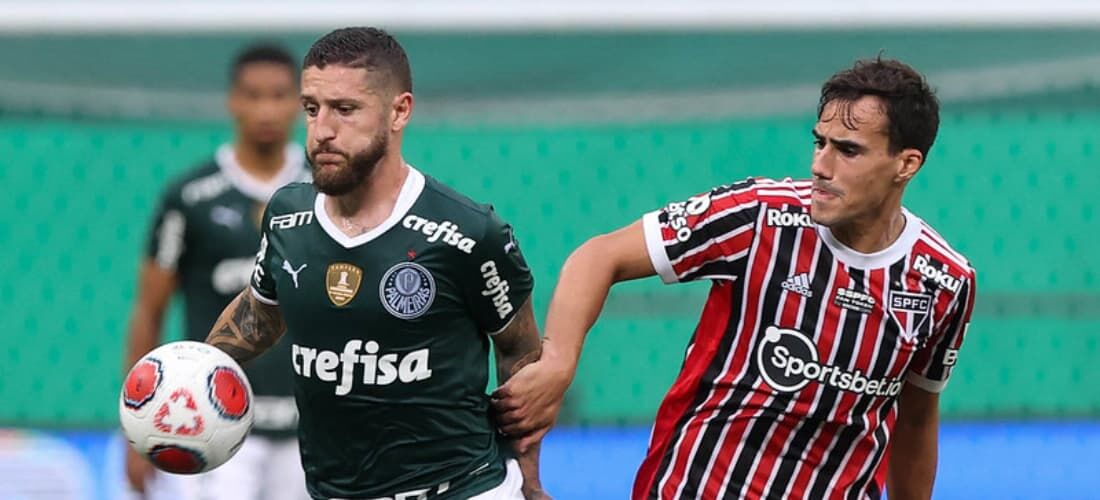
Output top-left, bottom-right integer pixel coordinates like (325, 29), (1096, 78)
(326, 263), (363, 307)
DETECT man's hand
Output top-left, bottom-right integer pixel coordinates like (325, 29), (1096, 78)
(492, 355), (574, 453)
(125, 446), (153, 496)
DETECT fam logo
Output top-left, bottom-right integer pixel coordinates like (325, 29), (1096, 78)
(756, 326), (903, 397)
(380, 262), (436, 319)
(270, 211), (314, 230)
(664, 195), (711, 242)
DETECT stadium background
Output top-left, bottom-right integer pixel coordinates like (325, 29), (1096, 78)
(1, 2), (1098, 498)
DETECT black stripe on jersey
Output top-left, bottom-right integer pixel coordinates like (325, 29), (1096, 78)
(922, 279), (971, 382)
(846, 403), (893, 500)
(762, 246), (844, 498)
(681, 258), (748, 282)
(648, 258), (750, 499)
(807, 260), (906, 499)
(725, 236), (832, 499)
(761, 263), (862, 498)
(664, 204), (761, 262)
(676, 219), (801, 497)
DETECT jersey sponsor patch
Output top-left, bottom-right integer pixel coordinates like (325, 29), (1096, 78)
(757, 326), (903, 397)
(480, 260), (514, 320)
(326, 263), (363, 307)
(270, 210), (314, 230)
(402, 215), (477, 254)
(912, 254), (962, 293)
(380, 262), (436, 319)
(765, 208), (814, 228)
(834, 286), (876, 314)
(888, 290), (933, 342)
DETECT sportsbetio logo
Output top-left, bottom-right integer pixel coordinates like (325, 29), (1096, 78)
(756, 326), (902, 397)
(292, 340), (432, 396)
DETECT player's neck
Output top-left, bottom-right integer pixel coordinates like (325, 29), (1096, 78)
(233, 140), (287, 182)
(326, 155), (409, 234)
(830, 205), (907, 255)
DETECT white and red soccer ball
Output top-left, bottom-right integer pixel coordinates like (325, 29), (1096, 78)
(119, 341), (254, 474)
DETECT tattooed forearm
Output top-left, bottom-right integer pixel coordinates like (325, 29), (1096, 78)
(493, 298), (542, 386)
(205, 289), (286, 365)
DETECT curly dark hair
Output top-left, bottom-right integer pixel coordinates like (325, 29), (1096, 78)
(303, 27), (412, 93)
(819, 57), (940, 158)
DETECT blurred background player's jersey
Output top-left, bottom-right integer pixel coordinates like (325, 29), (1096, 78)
(147, 143), (310, 438)
(251, 168), (534, 499)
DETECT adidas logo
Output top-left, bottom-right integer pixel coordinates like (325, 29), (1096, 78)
(780, 273), (813, 298)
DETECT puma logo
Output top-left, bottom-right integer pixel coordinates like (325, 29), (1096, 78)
(282, 260), (307, 289)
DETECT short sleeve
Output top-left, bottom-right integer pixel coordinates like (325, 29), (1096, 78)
(641, 179), (761, 284)
(145, 185), (188, 271)
(249, 204), (281, 305)
(906, 272), (977, 393)
(466, 210), (534, 335)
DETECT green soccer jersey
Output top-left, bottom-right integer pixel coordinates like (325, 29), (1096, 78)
(250, 167), (534, 499)
(146, 143), (310, 437)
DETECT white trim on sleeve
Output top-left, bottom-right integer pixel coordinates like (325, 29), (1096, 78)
(642, 211), (678, 284)
(906, 371), (947, 393)
(250, 286), (279, 306)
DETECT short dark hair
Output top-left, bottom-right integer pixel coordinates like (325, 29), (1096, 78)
(818, 57), (940, 158)
(230, 43), (297, 85)
(302, 27), (412, 93)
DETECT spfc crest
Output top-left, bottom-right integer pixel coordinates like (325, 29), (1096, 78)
(326, 263), (363, 307)
(888, 290), (933, 342)
(379, 262), (436, 319)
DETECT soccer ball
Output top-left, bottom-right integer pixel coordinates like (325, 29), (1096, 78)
(119, 341), (253, 474)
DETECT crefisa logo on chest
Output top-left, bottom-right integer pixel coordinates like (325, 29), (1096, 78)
(379, 262), (436, 319)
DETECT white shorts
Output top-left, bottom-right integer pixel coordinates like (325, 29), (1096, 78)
(334, 459), (524, 500)
(134, 434), (309, 500)
(469, 459), (524, 500)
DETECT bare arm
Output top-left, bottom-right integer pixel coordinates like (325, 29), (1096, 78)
(887, 382), (941, 500)
(204, 289), (286, 365)
(491, 297), (548, 499)
(123, 261), (178, 371)
(493, 220), (655, 445)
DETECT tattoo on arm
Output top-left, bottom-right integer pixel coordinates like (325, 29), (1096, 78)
(205, 290), (286, 365)
(493, 298), (542, 385)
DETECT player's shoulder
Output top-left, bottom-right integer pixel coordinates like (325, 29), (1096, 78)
(909, 212), (978, 283)
(160, 159), (224, 207)
(268, 182), (317, 211)
(417, 172), (500, 225)
(747, 177), (813, 209)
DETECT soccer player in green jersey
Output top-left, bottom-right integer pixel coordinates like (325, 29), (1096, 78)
(204, 28), (548, 499)
(123, 44), (310, 499)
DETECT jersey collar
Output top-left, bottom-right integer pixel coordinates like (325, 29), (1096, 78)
(817, 208), (922, 269)
(215, 143), (307, 202)
(314, 165), (426, 249)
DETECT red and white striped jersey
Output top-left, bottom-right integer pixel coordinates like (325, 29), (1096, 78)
(635, 177), (977, 500)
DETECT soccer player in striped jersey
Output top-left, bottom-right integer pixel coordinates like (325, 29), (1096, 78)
(494, 57), (977, 500)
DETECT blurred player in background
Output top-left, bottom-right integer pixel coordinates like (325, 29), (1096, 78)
(204, 27), (548, 499)
(495, 58), (977, 499)
(122, 44), (310, 500)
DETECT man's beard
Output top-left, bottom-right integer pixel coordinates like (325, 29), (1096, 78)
(310, 132), (389, 196)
